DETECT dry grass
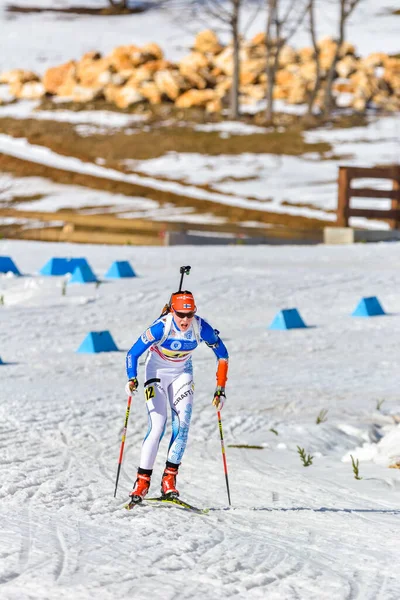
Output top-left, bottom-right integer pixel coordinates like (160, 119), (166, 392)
(0, 116), (331, 165)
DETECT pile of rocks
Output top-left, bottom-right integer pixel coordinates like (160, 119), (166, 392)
(1, 29), (399, 113)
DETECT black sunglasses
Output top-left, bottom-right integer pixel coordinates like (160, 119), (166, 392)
(174, 310), (195, 319)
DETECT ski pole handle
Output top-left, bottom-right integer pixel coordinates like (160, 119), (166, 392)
(217, 410), (231, 506)
(114, 394), (133, 498)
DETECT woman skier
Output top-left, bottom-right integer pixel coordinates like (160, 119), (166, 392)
(125, 288), (229, 505)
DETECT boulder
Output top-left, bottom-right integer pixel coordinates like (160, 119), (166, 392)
(139, 81), (162, 104)
(154, 69), (184, 100)
(276, 69), (295, 87)
(76, 55), (113, 87)
(240, 83), (266, 101)
(215, 78), (232, 100)
(175, 88), (216, 108)
(213, 46), (235, 76)
(0, 69), (39, 84)
(206, 98), (222, 113)
(333, 79), (356, 94)
(298, 61), (317, 86)
(141, 43), (164, 61)
(104, 82), (144, 108)
(286, 79), (308, 104)
(108, 45), (141, 74)
(352, 96), (367, 111)
(278, 45), (297, 68)
(43, 61), (77, 95)
(129, 60), (171, 87)
(10, 80), (45, 99)
(273, 84), (289, 100)
(193, 30), (223, 55)
(239, 58), (266, 85)
(178, 53), (210, 89)
(63, 84), (103, 102)
(350, 69), (378, 99)
(298, 47), (315, 63)
(362, 52), (388, 69)
(245, 35), (267, 60)
(336, 55), (359, 78)
(251, 32), (266, 46)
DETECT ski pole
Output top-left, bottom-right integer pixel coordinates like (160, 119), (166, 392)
(114, 394), (132, 498)
(217, 410), (231, 506)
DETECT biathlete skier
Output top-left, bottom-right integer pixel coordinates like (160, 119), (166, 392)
(125, 289), (229, 504)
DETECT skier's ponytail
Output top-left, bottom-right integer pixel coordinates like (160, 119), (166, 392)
(159, 302), (171, 317)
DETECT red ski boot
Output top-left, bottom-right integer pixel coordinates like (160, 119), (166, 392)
(161, 465), (179, 499)
(129, 473), (151, 504)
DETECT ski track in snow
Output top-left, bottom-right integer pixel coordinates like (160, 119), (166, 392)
(1, 240), (400, 599)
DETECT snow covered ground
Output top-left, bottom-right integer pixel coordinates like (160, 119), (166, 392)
(0, 0), (399, 75)
(1, 239), (400, 599)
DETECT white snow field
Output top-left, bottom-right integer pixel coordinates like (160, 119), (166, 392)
(1, 239), (400, 600)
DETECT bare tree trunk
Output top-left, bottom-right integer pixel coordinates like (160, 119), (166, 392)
(323, 0), (361, 117)
(307, 0), (321, 115)
(265, 0), (278, 122)
(265, 0), (308, 122)
(230, 0), (241, 119)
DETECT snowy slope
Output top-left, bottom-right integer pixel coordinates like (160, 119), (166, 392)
(1, 239), (400, 600)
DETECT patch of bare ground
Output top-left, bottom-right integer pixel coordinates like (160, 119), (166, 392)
(0, 107), (336, 243)
(281, 200), (336, 213)
(0, 116), (331, 164)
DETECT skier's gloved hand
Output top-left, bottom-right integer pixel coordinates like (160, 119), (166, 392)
(125, 377), (139, 396)
(212, 386), (226, 410)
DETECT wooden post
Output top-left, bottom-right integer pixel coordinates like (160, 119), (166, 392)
(337, 166), (350, 226)
(391, 167), (400, 230)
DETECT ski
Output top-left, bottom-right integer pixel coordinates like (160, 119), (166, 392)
(124, 496), (209, 514)
(146, 496), (209, 514)
(145, 496), (209, 514)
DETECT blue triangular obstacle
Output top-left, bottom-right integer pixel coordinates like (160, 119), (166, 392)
(104, 260), (136, 279)
(0, 256), (21, 275)
(269, 308), (307, 330)
(0, 356), (3, 365)
(351, 296), (385, 317)
(69, 263), (97, 284)
(76, 331), (119, 353)
(40, 257), (89, 276)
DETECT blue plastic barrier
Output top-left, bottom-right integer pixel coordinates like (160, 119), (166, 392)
(0, 256), (21, 275)
(351, 296), (385, 317)
(40, 257), (89, 276)
(104, 260), (136, 279)
(76, 331), (119, 353)
(269, 308), (307, 330)
(69, 263), (97, 284)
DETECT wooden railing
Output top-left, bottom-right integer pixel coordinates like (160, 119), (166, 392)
(337, 165), (400, 229)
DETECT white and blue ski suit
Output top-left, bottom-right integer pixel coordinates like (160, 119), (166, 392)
(126, 312), (229, 470)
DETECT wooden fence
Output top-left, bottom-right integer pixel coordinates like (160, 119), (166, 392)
(337, 165), (400, 229)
